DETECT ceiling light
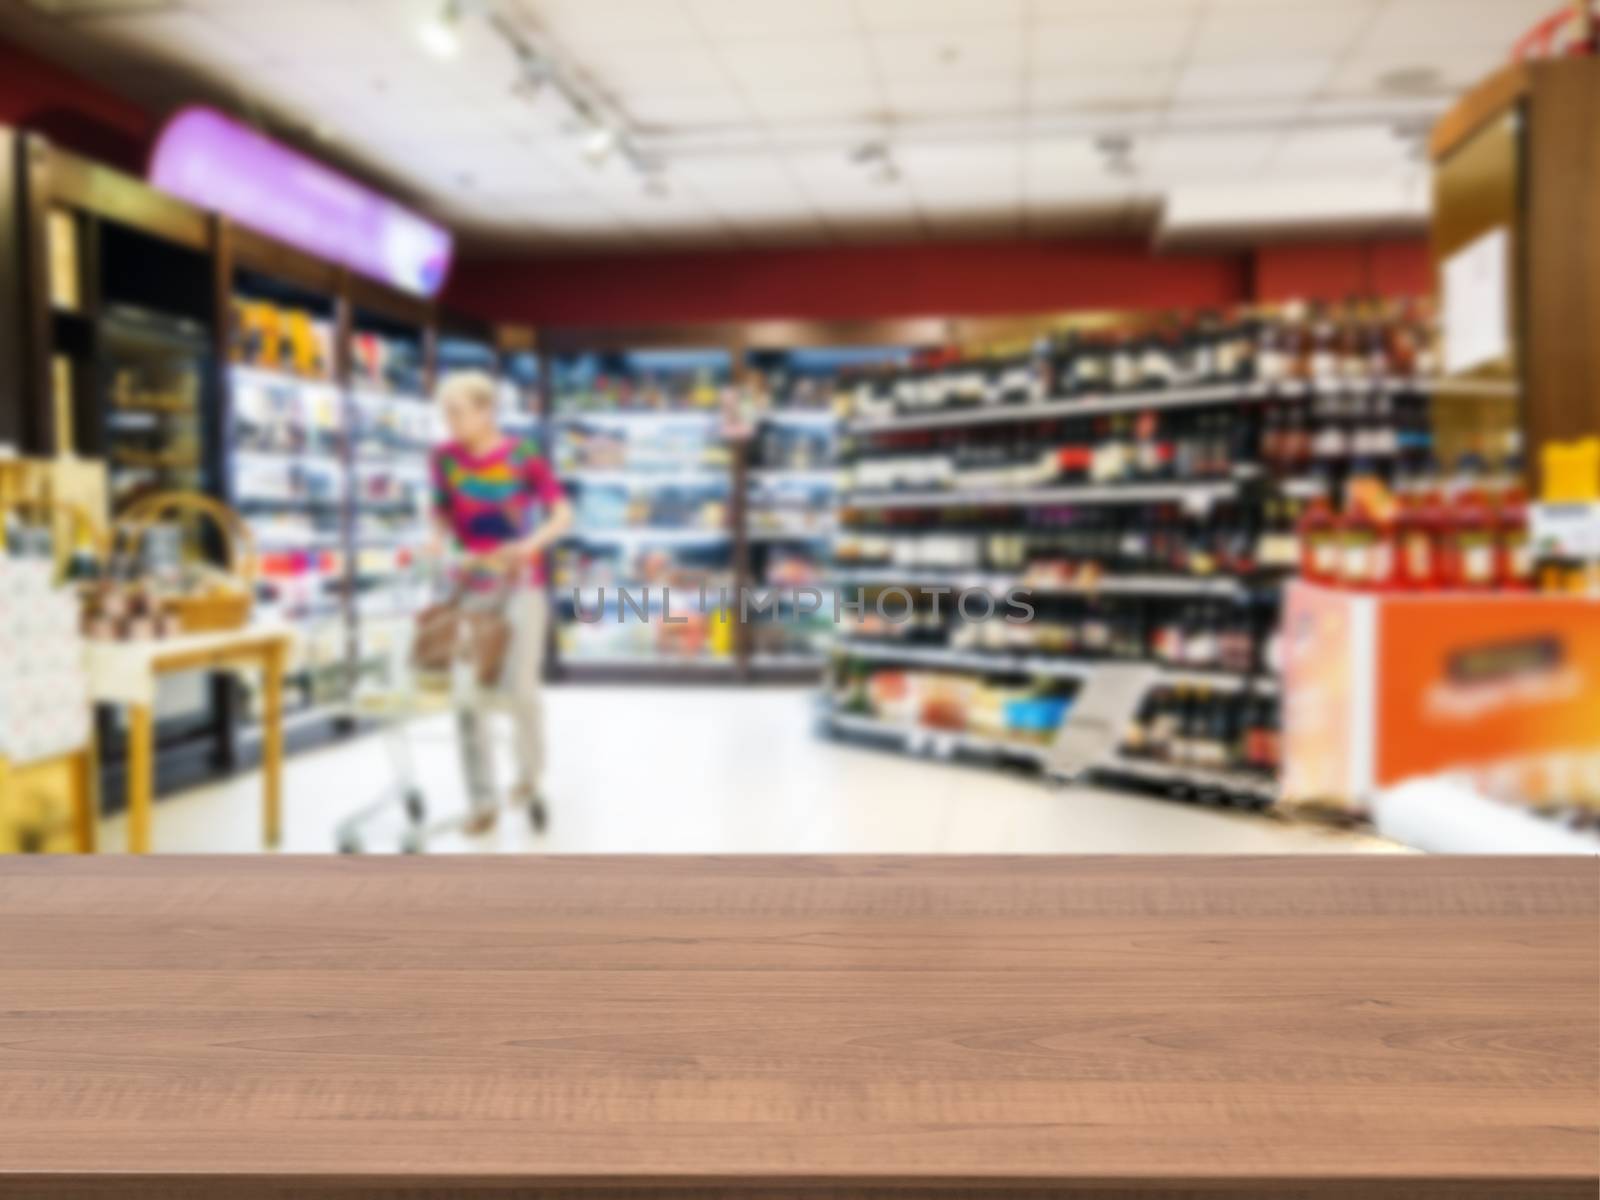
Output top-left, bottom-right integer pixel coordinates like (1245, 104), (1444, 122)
(418, 0), (462, 59)
(583, 124), (619, 165)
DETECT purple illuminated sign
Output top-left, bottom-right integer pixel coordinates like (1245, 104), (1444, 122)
(149, 106), (453, 297)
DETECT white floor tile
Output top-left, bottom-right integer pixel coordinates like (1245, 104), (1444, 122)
(99, 687), (1403, 855)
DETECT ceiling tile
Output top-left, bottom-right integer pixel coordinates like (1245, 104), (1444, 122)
(886, 76), (1025, 120)
(625, 88), (756, 130)
(857, 0), (1025, 31)
(685, 0), (857, 38)
(530, 0), (701, 46)
(747, 82), (882, 123)
(1138, 131), (1278, 183)
(1031, 16), (1198, 69)
(1173, 57), (1333, 104)
(1321, 45), (1507, 100)
(717, 36), (874, 90)
(1188, 3), (1377, 63)
(1029, 63), (1176, 113)
(1356, 0), (1560, 51)
(869, 28), (1023, 81)
(1269, 126), (1413, 173)
(586, 41), (729, 92)
(1031, 0), (1202, 17)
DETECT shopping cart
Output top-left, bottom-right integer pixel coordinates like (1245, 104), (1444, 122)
(334, 553), (547, 854)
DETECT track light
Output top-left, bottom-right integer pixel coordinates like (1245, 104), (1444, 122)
(419, 0), (463, 58)
(582, 124), (619, 165)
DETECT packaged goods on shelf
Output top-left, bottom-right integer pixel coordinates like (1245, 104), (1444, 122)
(819, 298), (1441, 800)
(232, 299), (334, 380)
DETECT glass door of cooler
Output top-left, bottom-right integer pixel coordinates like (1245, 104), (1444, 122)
(228, 348), (351, 729)
(346, 322), (434, 695)
(744, 347), (912, 675)
(548, 349), (736, 675)
(229, 279), (348, 730)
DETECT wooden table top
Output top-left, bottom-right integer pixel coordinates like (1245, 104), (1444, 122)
(0, 856), (1594, 1199)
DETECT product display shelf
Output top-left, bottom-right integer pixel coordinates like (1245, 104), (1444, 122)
(821, 335), (1440, 805)
(744, 345), (912, 680)
(824, 711), (1052, 767)
(845, 375), (1432, 434)
(228, 362), (353, 727)
(842, 481), (1239, 509)
(829, 639), (1277, 692)
(549, 347), (738, 680)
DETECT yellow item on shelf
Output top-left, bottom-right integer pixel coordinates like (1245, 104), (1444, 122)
(1541, 437), (1600, 504)
(0, 752), (92, 854)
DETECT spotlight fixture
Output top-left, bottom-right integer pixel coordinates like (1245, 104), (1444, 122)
(419, 0), (463, 59)
(850, 140), (900, 186)
(1095, 133), (1136, 178)
(582, 124), (619, 165)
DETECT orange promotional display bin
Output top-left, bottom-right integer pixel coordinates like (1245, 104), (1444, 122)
(1281, 582), (1600, 815)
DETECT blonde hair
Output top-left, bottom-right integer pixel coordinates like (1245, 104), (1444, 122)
(437, 369), (498, 411)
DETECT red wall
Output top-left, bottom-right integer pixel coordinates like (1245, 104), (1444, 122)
(449, 235), (1433, 329)
(0, 39), (154, 172)
(1254, 238), (1433, 304)
(448, 238), (1251, 328)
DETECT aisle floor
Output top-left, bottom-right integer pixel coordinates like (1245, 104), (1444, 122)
(105, 687), (1403, 855)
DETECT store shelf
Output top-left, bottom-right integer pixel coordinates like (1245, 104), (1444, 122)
(830, 569), (1248, 598)
(841, 481), (1236, 509)
(567, 528), (732, 547)
(825, 711), (1051, 765)
(561, 655), (737, 672)
(561, 467), (729, 488)
(830, 642), (1093, 679)
(748, 525), (835, 542)
(846, 376), (1432, 434)
(759, 409), (838, 428)
(231, 364), (340, 393)
(830, 641), (1276, 692)
(1093, 755), (1277, 803)
(554, 409), (721, 428)
(749, 469), (837, 488)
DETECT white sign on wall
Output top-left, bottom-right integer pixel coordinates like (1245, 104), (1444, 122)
(1442, 226), (1511, 375)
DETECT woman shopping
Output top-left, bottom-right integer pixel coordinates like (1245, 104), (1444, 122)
(428, 371), (572, 834)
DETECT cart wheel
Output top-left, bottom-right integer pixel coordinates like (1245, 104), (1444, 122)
(404, 789), (427, 825)
(528, 798), (548, 833)
(337, 834), (362, 855)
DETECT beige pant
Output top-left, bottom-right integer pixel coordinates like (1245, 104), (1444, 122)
(455, 588), (547, 813)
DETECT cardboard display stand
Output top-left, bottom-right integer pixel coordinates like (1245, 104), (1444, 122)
(1281, 582), (1600, 815)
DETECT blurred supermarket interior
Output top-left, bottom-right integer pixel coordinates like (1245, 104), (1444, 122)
(0, 0), (1597, 856)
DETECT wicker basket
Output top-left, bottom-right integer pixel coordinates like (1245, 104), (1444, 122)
(0, 495), (109, 580)
(118, 491), (256, 633)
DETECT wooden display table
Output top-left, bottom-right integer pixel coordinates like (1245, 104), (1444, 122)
(0, 856), (1593, 1198)
(83, 626), (291, 853)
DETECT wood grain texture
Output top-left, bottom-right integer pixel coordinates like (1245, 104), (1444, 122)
(0, 856), (1594, 1199)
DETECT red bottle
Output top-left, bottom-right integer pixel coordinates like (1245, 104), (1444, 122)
(1494, 457), (1534, 591)
(1297, 489), (1340, 585)
(1394, 476), (1444, 591)
(1444, 455), (1497, 591)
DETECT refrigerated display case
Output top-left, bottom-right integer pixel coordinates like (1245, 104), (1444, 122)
(548, 348), (736, 676)
(744, 346), (911, 675)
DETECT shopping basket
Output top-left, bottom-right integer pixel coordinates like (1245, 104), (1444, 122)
(334, 553), (547, 853)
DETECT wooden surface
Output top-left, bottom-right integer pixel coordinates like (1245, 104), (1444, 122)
(101, 633), (289, 853)
(1524, 57), (1600, 477)
(0, 856), (1594, 1199)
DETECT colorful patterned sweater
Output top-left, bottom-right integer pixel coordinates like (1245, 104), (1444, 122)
(429, 436), (565, 585)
